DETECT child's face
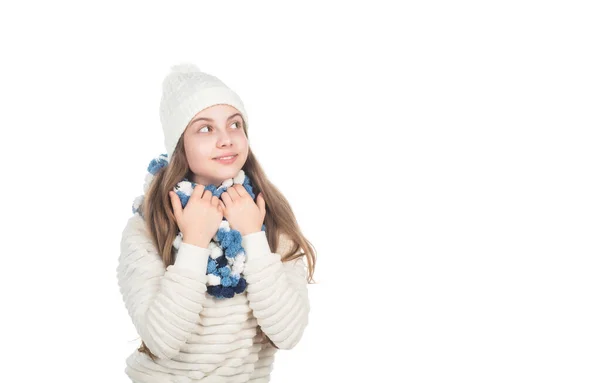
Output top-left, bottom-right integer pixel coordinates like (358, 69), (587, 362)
(183, 104), (249, 186)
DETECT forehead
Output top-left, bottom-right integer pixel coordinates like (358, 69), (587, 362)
(192, 104), (240, 120)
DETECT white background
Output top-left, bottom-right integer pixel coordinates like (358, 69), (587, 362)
(0, 1), (598, 382)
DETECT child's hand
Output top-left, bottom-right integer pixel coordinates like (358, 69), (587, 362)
(218, 185), (266, 236)
(169, 185), (224, 248)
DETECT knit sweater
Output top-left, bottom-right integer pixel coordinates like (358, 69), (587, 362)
(116, 214), (310, 383)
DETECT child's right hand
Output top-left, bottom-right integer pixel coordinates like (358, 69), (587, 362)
(169, 184), (224, 248)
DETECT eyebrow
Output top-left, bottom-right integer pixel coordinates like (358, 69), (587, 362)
(190, 113), (243, 125)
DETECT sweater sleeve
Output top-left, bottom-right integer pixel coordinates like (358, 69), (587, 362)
(116, 214), (211, 360)
(241, 231), (310, 350)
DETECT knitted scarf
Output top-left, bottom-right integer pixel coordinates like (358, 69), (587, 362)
(131, 153), (265, 299)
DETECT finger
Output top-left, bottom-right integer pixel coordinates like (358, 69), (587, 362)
(211, 195), (220, 206)
(234, 184), (245, 193)
(169, 191), (182, 221)
(202, 188), (213, 201)
(237, 184), (249, 197)
(238, 184), (252, 199)
(218, 200), (226, 214)
(227, 185), (241, 200)
(192, 184), (205, 199)
(221, 190), (233, 206)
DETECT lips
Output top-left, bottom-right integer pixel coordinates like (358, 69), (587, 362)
(213, 153), (237, 159)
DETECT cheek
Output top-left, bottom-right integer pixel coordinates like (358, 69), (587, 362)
(234, 134), (249, 150)
(185, 141), (213, 164)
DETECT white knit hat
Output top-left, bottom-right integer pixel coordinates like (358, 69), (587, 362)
(159, 62), (249, 162)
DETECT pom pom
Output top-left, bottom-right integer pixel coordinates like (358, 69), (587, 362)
(147, 154), (168, 175)
(216, 255), (228, 268)
(220, 286), (235, 298)
(220, 233), (233, 248)
(221, 178), (234, 188)
(216, 228), (230, 244)
(225, 239), (242, 258)
(143, 173), (154, 193)
(219, 267), (231, 278)
(234, 278), (247, 293)
(175, 181), (194, 196)
(231, 257), (245, 275)
(132, 195), (144, 214)
(208, 285), (222, 297)
(219, 221), (231, 230)
(210, 246), (223, 260)
(207, 259), (217, 274)
(172, 232), (183, 249)
(233, 170), (245, 184)
(207, 274), (221, 286)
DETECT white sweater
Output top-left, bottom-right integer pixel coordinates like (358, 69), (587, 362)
(116, 214), (310, 382)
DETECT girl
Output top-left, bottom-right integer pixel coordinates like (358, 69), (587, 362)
(116, 63), (316, 382)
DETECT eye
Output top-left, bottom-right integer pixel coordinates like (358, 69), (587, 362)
(197, 121), (242, 133)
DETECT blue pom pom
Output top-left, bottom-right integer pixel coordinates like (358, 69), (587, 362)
(219, 267), (231, 278)
(207, 259), (217, 274)
(216, 255), (228, 268)
(221, 286), (234, 298)
(234, 277), (247, 293)
(216, 228), (227, 243)
(208, 285), (222, 297)
(220, 232), (233, 248)
(225, 233), (242, 257)
(221, 276), (232, 287)
(147, 155), (168, 175)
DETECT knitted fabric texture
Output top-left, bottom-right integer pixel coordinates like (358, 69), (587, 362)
(131, 153), (266, 299)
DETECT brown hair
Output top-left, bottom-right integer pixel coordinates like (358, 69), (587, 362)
(135, 118), (317, 361)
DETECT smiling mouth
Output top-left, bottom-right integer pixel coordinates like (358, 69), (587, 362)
(213, 154), (238, 160)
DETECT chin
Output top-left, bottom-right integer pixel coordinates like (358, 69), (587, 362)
(214, 164), (241, 177)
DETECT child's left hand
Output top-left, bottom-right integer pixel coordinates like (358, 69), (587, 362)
(218, 185), (266, 236)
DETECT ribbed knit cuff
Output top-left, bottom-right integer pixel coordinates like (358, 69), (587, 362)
(174, 242), (211, 272)
(241, 231), (271, 260)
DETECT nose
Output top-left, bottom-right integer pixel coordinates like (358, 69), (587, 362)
(217, 130), (233, 147)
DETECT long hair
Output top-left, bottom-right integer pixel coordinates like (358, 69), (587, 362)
(135, 119), (317, 361)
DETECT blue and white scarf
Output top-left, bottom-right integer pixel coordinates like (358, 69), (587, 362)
(131, 153), (266, 299)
